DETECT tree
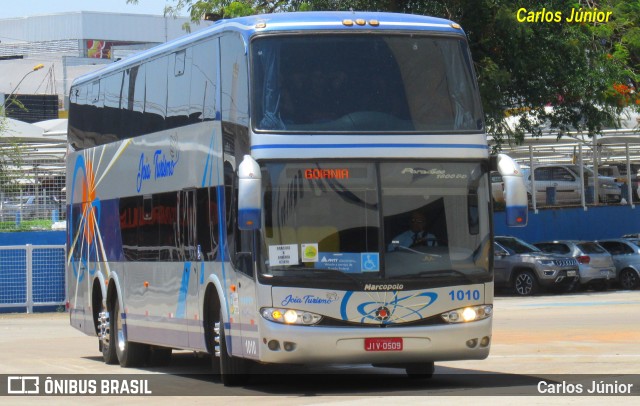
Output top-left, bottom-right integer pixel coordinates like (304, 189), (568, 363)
(131, 0), (639, 147)
(0, 112), (26, 198)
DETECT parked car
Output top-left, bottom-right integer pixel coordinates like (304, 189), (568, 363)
(522, 164), (621, 205)
(597, 163), (640, 202)
(490, 171), (505, 203)
(533, 240), (615, 291)
(0, 195), (60, 222)
(494, 236), (580, 296)
(596, 239), (640, 290)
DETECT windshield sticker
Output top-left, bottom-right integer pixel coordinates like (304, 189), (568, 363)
(301, 243), (318, 263)
(268, 244), (299, 266)
(316, 253), (361, 273)
(361, 253), (380, 272)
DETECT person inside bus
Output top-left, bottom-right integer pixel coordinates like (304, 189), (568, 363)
(387, 211), (438, 251)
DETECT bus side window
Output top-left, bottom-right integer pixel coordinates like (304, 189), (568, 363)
(119, 196), (139, 261)
(197, 187), (219, 260)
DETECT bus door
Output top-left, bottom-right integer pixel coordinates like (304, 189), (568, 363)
(177, 188), (203, 348)
(235, 230), (259, 359)
(226, 160), (258, 359)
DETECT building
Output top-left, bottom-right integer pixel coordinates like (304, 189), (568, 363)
(0, 11), (213, 115)
(0, 12), (212, 230)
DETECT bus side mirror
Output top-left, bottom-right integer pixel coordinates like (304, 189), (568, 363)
(496, 154), (528, 227)
(238, 155), (262, 230)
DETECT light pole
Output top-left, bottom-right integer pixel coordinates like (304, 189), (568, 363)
(1, 63), (45, 115)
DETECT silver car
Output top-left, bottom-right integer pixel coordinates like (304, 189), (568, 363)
(522, 164), (621, 205)
(533, 240), (615, 291)
(0, 195), (60, 221)
(596, 239), (640, 290)
(494, 236), (580, 296)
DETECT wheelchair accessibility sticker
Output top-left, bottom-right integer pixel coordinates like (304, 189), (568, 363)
(361, 253), (379, 272)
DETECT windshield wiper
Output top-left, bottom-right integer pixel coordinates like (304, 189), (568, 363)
(395, 269), (474, 283)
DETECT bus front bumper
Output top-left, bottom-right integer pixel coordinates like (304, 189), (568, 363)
(253, 317), (492, 365)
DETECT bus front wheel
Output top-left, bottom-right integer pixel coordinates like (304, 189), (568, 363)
(218, 309), (248, 386)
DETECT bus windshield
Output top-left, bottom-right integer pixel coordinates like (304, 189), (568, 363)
(251, 34), (483, 133)
(259, 161), (491, 288)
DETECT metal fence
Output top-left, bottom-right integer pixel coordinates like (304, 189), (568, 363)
(0, 151), (66, 232)
(0, 244), (66, 312)
(492, 129), (640, 211)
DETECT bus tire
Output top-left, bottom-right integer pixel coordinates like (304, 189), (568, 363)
(218, 309), (247, 386)
(113, 299), (148, 367)
(101, 300), (118, 365)
(405, 362), (435, 379)
(204, 288), (221, 375)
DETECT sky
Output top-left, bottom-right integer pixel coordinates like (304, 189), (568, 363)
(0, 0), (176, 19)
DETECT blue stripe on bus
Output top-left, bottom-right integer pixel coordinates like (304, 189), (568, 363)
(340, 291), (354, 320)
(201, 134), (216, 188)
(251, 143), (488, 150)
(176, 262), (191, 319)
(200, 261), (205, 285)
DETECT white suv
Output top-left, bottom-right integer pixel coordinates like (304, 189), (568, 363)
(523, 164), (621, 204)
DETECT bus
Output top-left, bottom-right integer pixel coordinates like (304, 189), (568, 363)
(66, 11), (527, 385)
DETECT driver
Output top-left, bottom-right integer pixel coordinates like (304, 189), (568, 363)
(388, 211), (438, 251)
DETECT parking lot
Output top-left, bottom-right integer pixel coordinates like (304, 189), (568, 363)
(0, 290), (638, 404)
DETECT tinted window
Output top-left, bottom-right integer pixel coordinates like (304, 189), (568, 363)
(102, 72), (124, 141)
(167, 49), (192, 129)
(600, 241), (633, 255)
(577, 242), (606, 254)
(117, 189), (219, 262)
(145, 56), (168, 133)
(190, 39), (219, 123)
(495, 237), (540, 254)
(535, 243), (570, 254)
(221, 33), (248, 126)
(252, 34), (482, 133)
(553, 167), (575, 181)
(535, 168), (552, 181)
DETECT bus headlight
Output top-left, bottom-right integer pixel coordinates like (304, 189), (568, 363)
(441, 305), (492, 323)
(261, 308), (323, 325)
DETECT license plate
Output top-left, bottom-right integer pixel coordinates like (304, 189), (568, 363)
(364, 337), (403, 352)
(567, 270), (577, 277)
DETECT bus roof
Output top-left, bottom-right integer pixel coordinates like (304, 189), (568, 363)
(71, 11), (463, 88)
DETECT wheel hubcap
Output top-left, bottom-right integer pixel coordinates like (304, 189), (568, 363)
(117, 310), (126, 352)
(516, 274), (532, 295)
(622, 271), (638, 289)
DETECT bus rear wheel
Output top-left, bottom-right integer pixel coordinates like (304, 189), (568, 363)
(113, 299), (148, 367)
(101, 301), (118, 365)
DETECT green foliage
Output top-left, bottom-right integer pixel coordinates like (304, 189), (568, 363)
(0, 113), (26, 194)
(130, 0), (639, 146)
(0, 219), (53, 232)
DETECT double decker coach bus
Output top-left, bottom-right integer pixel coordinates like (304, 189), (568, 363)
(66, 11), (527, 385)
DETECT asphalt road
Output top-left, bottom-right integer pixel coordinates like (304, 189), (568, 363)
(0, 290), (638, 405)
